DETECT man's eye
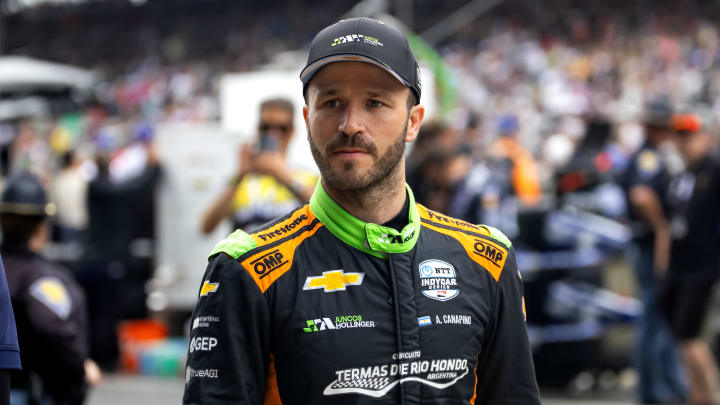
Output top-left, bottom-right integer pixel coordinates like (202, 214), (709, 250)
(324, 100), (341, 108)
(368, 100), (384, 108)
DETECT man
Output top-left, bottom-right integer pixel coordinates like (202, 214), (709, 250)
(662, 114), (720, 405)
(49, 150), (88, 243)
(488, 115), (541, 207)
(184, 18), (539, 404)
(0, 172), (93, 404)
(201, 98), (316, 234)
(620, 102), (686, 404)
(0, 254), (22, 405)
(79, 143), (161, 371)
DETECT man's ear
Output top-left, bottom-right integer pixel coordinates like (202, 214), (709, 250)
(405, 104), (425, 143)
(303, 105), (309, 127)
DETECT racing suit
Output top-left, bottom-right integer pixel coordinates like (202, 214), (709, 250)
(183, 181), (540, 404)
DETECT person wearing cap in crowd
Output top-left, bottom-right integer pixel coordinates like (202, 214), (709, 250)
(184, 17), (539, 404)
(0, 230), (22, 405)
(620, 101), (687, 404)
(488, 115), (541, 206)
(661, 114), (720, 405)
(0, 172), (99, 404)
(201, 98), (316, 234)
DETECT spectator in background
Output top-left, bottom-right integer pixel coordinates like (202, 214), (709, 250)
(0, 255), (20, 405)
(77, 143), (161, 371)
(200, 98), (315, 234)
(621, 102), (686, 404)
(662, 114), (720, 405)
(407, 121), (464, 211)
(488, 115), (541, 206)
(0, 172), (98, 404)
(49, 150), (89, 243)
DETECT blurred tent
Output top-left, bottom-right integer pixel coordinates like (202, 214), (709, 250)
(0, 96), (47, 121)
(0, 56), (95, 120)
(0, 56), (94, 94)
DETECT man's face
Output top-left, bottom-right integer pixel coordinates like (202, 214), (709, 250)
(259, 107), (294, 151)
(303, 62), (423, 191)
(646, 125), (672, 144)
(675, 131), (710, 163)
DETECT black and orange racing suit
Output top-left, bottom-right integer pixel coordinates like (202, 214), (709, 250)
(183, 181), (540, 404)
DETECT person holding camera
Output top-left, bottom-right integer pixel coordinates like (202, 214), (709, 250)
(201, 98), (316, 234)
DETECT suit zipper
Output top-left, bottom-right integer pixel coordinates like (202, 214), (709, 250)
(388, 254), (406, 404)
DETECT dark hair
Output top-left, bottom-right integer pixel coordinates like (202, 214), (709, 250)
(260, 98), (295, 118)
(406, 92), (418, 110)
(414, 121), (449, 149)
(60, 151), (75, 169)
(0, 213), (43, 247)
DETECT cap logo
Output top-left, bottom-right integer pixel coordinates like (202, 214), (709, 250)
(331, 34), (383, 47)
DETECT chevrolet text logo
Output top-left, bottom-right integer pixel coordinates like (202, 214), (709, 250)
(303, 270), (364, 293)
(200, 281), (218, 296)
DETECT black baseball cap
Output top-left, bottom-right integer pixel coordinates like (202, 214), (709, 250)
(0, 171), (55, 216)
(300, 17), (421, 104)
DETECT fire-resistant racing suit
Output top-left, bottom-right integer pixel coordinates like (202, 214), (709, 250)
(183, 181), (540, 404)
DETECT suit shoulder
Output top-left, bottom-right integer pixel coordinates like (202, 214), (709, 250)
(417, 204), (511, 282)
(481, 225), (512, 249)
(416, 204), (512, 247)
(209, 204), (323, 293)
(209, 203), (317, 260)
(209, 229), (257, 260)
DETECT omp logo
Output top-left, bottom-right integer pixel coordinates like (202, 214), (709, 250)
(257, 214), (307, 242)
(331, 34), (383, 47)
(472, 240), (504, 267)
(251, 249), (288, 279)
(199, 281), (218, 297)
(303, 315), (375, 332)
(303, 270), (364, 292)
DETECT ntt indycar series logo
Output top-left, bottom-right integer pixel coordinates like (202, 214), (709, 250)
(323, 354), (470, 398)
(418, 259), (459, 301)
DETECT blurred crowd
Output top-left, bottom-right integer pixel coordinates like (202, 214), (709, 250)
(2, 0), (720, 402)
(3, 1), (720, 216)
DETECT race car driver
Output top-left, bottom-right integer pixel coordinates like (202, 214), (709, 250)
(184, 17), (540, 404)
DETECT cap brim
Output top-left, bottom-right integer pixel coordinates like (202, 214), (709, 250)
(300, 54), (410, 88)
(0, 202), (54, 216)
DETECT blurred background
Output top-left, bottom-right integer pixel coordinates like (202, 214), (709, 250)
(3, 0), (720, 403)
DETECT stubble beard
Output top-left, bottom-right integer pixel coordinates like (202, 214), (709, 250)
(308, 122), (407, 194)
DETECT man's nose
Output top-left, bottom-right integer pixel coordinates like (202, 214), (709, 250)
(338, 103), (365, 135)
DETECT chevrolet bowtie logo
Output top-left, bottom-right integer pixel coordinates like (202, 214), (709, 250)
(200, 281), (219, 297)
(303, 270), (364, 293)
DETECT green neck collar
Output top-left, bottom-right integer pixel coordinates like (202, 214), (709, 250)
(309, 180), (421, 258)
